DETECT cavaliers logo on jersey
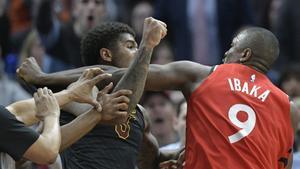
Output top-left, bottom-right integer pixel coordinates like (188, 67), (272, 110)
(115, 110), (137, 140)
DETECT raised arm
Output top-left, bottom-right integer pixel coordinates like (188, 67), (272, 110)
(112, 17), (167, 113)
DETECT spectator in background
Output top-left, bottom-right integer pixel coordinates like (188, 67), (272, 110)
(176, 100), (187, 147)
(278, 64), (300, 99)
(142, 91), (179, 147)
(154, 0), (192, 61)
(250, 0), (271, 27)
(160, 99), (187, 153)
(7, 0), (34, 54)
(155, 0), (254, 64)
(0, 0), (10, 59)
(278, 64), (300, 168)
(0, 46), (30, 106)
(130, 1), (154, 43)
(35, 0), (109, 69)
(275, 0), (300, 69)
(152, 40), (174, 65)
(19, 30), (67, 73)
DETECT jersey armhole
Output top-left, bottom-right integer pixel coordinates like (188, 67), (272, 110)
(209, 65), (219, 75)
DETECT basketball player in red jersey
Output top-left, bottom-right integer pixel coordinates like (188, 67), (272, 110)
(18, 26), (298, 168)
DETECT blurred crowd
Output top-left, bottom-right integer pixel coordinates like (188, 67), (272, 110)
(0, 0), (300, 168)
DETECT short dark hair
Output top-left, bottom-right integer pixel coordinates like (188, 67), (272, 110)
(81, 22), (135, 66)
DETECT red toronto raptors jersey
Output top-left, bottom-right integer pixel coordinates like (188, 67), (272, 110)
(185, 63), (293, 169)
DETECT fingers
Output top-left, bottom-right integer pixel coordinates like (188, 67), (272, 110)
(28, 56), (38, 63)
(157, 20), (167, 38)
(80, 69), (89, 80)
(158, 20), (167, 28)
(159, 160), (177, 169)
(48, 89), (53, 96)
(42, 87), (48, 95)
(177, 150), (185, 167)
(85, 68), (103, 79)
(114, 103), (129, 111)
(91, 73), (112, 85)
(112, 95), (130, 105)
(160, 27), (168, 39)
(37, 88), (43, 97)
(97, 82), (114, 100)
(111, 89), (132, 98)
(81, 68), (104, 80)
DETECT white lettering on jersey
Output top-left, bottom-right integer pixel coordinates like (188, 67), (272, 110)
(227, 78), (270, 102)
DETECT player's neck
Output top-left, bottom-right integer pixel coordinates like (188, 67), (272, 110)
(242, 62), (267, 74)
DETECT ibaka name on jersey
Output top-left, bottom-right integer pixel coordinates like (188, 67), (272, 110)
(227, 78), (270, 102)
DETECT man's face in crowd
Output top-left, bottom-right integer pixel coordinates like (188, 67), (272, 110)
(74, 0), (107, 32)
(144, 94), (177, 138)
(176, 102), (187, 142)
(111, 33), (138, 68)
(281, 77), (300, 98)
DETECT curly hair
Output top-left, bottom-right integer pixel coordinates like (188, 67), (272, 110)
(81, 22), (135, 66)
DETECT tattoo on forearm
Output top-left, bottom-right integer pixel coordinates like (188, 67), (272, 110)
(113, 46), (153, 113)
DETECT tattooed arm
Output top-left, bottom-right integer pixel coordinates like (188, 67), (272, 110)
(112, 17), (167, 113)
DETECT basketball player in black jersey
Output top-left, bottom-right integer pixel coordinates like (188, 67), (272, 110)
(18, 18), (171, 169)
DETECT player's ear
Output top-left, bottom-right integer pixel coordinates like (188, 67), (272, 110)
(100, 48), (113, 62)
(240, 48), (252, 63)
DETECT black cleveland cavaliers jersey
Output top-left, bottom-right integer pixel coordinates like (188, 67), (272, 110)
(59, 106), (145, 169)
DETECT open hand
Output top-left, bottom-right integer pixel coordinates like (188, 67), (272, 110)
(67, 68), (112, 111)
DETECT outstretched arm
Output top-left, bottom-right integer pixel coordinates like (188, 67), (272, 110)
(18, 60), (212, 98)
(17, 58), (110, 91)
(9, 68), (110, 125)
(6, 89), (75, 125)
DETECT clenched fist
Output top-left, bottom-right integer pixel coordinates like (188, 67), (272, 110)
(17, 57), (44, 85)
(141, 17), (167, 49)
